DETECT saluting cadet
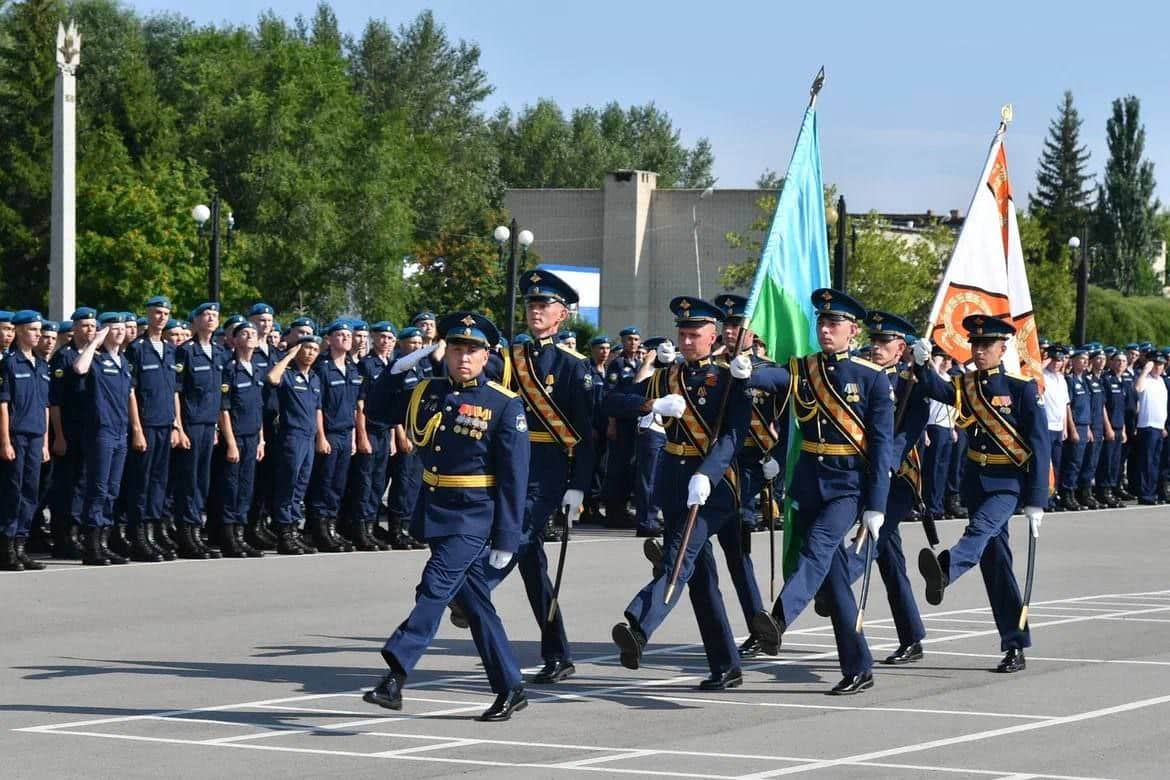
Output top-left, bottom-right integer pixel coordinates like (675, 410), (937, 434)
(1132, 351), (1168, 505)
(304, 320), (362, 552)
(172, 302), (225, 560)
(48, 307), (98, 559)
(383, 326), (428, 550)
(1096, 348), (1129, 507)
(364, 312), (530, 721)
(609, 296), (752, 690)
(348, 321), (396, 551)
(123, 296), (179, 563)
(266, 335), (323, 554)
(0, 311), (51, 571)
(245, 303), (282, 551)
(1060, 348), (1093, 510)
(217, 320), (266, 558)
(912, 314), (1050, 673)
(748, 289), (895, 695)
(602, 326), (642, 527)
(74, 313), (135, 566)
(583, 335), (611, 524)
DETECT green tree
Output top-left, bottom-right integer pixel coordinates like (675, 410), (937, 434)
(1093, 96), (1162, 295)
(1028, 90), (1093, 265)
(846, 213), (952, 325)
(1017, 210), (1074, 342)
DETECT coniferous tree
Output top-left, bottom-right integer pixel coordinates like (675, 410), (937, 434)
(1029, 90), (1093, 264)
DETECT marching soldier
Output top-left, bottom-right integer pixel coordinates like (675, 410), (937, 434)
(266, 335), (323, 554)
(602, 326), (641, 527)
(364, 312), (530, 721)
(609, 296), (752, 690)
(218, 320), (266, 558)
(0, 311), (51, 571)
(748, 289), (895, 695)
(912, 314), (1050, 673)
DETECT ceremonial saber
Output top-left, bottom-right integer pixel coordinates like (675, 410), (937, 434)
(547, 505), (571, 623)
(855, 529), (875, 633)
(1018, 525), (1037, 631)
(763, 482), (776, 602)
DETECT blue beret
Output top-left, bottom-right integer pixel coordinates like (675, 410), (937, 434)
(70, 307), (97, 321)
(865, 310), (917, 340)
(0, 309), (12, 323)
(223, 314), (246, 330)
(60, 321), (73, 333)
(325, 319), (353, 335)
(1038, 337), (1050, 348)
(962, 314), (1016, 340)
(98, 311), (128, 325)
(296, 334), (322, 347)
(513, 333), (533, 345)
(643, 336), (668, 350)
(1046, 344), (1068, 359)
(411, 311), (436, 324)
(136, 316), (148, 327)
(497, 337), (509, 348)
(590, 336), (611, 347)
(520, 268), (579, 306)
(271, 322), (282, 333)
(670, 296), (724, 327)
(190, 302), (219, 318)
(397, 326), (421, 340)
(619, 326), (640, 338)
(145, 295), (172, 310)
(352, 320), (369, 331)
(369, 321), (396, 335)
(716, 294), (748, 321)
(11, 309), (43, 326)
(232, 320), (257, 337)
(164, 319), (182, 331)
(1104, 346), (1118, 357)
(41, 320), (60, 333)
(438, 312), (498, 347)
(249, 302), (275, 317)
(289, 316), (315, 331)
(1125, 343), (1140, 351)
(1068, 346), (1088, 358)
(556, 330), (575, 343)
(811, 288), (866, 322)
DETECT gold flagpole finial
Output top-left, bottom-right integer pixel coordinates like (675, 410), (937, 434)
(1000, 104), (1014, 126)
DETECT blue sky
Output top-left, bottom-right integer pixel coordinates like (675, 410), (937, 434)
(124, 0), (1170, 215)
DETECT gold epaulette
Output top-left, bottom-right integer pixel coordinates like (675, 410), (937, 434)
(487, 380), (518, 399)
(555, 344), (586, 360)
(850, 356), (882, 371)
(1005, 371), (1033, 382)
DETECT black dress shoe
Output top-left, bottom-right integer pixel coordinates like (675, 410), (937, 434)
(995, 648), (1026, 673)
(478, 685), (527, 722)
(698, 668), (743, 691)
(882, 641), (924, 665)
(918, 548), (947, 606)
(531, 658), (575, 684)
(362, 671), (404, 710)
(738, 634), (764, 658)
(449, 602), (469, 629)
(642, 538), (663, 566)
(828, 671), (874, 695)
(612, 621), (646, 670)
(749, 611), (784, 656)
(813, 593), (830, 617)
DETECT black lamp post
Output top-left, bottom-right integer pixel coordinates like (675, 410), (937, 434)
(1070, 233), (1088, 346)
(192, 194), (235, 303)
(493, 218), (534, 340)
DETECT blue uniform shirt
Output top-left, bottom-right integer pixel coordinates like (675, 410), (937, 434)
(175, 339), (226, 425)
(252, 343), (284, 416)
(315, 354), (362, 433)
(0, 350), (50, 435)
(221, 357), (265, 437)
(605, 353), (640, 391)
(1087, 373), (1105, 434)
(1066, 373), (1091, 426)
(275, 367), (321, 437)
(127, 337), (177, 427)
(1102, 370), (1128, 429)
(85, 350), (133, 435)
(358, 353), (393, 431)
(49, 345), (88, 428)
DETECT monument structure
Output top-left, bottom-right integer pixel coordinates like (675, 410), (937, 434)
(50, 21), (80, 321)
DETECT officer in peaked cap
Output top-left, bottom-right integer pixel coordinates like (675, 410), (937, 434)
(911, 313), (1049, 673)
(747, 288), (894, 694)
(364, 311), (530, 721)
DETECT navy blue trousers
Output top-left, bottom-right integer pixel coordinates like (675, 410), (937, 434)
(1048, 430), (1064, 508)
(1097, 434), (1123, 488)
(777, 493), (872, 676)
(387, 450), (422, 522)
(306, 430), (353, 518)
(1079, 430), (1103, 487)
(1, 432), (43, 538)
(922, 425), (952, 515)
(948, 486), (1030, 651)
(352, 426), (391, 521)
(1061, 425), (1088, 491)
(603, 427), (637, 516)
(250, 412), (279, 522)
(383, 534), (522, 695)
(49, 424), (86, 526)
(947, 427), (967, 496)
(634, 429), (665, 532)
(273, 431), (315, 526)
(221, 433), (260, 525)
(174, 422), (215, 526)
(716, 457), (764, 626)
(1136, 427), (1164, 502)
(624, 506), (738, 677)
(125, 425), (172, 526)
(82, 430), (127, 529)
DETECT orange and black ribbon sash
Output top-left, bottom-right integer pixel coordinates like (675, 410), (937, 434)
(958, 372), (1031, 467)
(748, 402), (778, 452)
(667, 363), (740, 504)
(897, 445), (923, 499)
(511, 343), (581, 452)
(799, 354), (868, 459)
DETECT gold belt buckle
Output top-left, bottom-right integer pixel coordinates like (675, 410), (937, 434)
(816, 442), (826, 455)
(979, 453), (988, 466)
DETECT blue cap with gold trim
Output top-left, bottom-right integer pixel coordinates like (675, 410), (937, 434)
(865, 310), (917, 340)
(717, 294), (748, 322)
(811, 288), (865, 322)
(438, 311), (498, 348)
(961, 313), (1015, 340)
(520, 268), (579, 307)
(670, 296), (724, 327)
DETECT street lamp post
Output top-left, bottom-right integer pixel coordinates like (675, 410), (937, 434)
(192, 194), (235, 303)
(691, 181), (717, 299)
(828, 195), (848, 290)
(1069, 234), (1088, 346)
(494, 219), (534, 340)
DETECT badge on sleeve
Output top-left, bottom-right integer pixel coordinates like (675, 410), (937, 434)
(583, 372), (592, 389)
(221, 384), (230, 394)
(54, 368), (64, 378)
(516, 414), (528, 432)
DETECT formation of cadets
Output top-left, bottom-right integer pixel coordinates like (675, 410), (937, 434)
(2, 277), (1164, 720)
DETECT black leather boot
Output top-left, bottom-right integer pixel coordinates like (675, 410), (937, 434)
(1, 535), (25, 571)
(233, 525), (263, 558)
(277, 526), (303, 555)
(129, 524), (163, 562)
(245, 519), (277, 551)
(146, 522), (176, 560)
(82, 527), (110, 566)
(176, 524), (209, 560)
(55, 523), (84, 560)
(1060, 490), (1082, 511)
(220, 525), (246, 558)
(13, 537), (46, 570)
(310, 517), (341, 553)
(1077, 487), (1100, 510)
(108, 523), (133, 558)
(100, 528), (129, 565)
(387, 517), (410, 550)
(944, 493), (968, 519)
(327, 519), (354, 552)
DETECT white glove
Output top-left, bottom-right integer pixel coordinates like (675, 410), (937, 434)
(760, 457), (780, 480)
(656, 341), (676, 365)
(730, 354), (753, 379)
(390, 342), (440, 375)
(637, 411), (658, 430)
(651, 394), (686, 419)
(687, 474), (711, 507)
(561, 488), (585, 527)
(1023, 506), (1043, 538)
(911, 339), (931, 366)
(862, 510), (885, 539)
(488, 549), (513, 569)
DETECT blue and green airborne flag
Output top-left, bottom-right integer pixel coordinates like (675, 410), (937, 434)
(742, 100), (831, 575)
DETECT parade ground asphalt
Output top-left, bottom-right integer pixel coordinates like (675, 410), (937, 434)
(3, 507), (1169, 780)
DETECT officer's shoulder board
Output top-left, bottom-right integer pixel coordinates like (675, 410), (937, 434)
(1005, 371), (1034, 383)
(555, 343), (586, 360)
(486, 380), (519, 399)
(849, 355), (883, 372)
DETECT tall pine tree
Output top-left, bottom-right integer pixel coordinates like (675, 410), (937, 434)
(1093, 96), (1162, 295)
(1029, 90), (1093, 264)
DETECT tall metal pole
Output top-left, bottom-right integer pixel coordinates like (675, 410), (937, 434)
(1073, 234), (1088, 346)
(505, 216), (519, 340)
(692, 203), (703, 298)
(208, 193), (221, 303)
(51, 22), (80, 321)
(833, 195), (847, 291)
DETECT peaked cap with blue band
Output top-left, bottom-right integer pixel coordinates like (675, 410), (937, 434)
(716, 294), (749, 322)
(520, 268), (579, 307)
(810, 288), (865, 322)
(865, 310), (917, 340)
(961, 313), (1015, 340)
(438, 312), (499, 348)
(670, 296), (724, 327)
